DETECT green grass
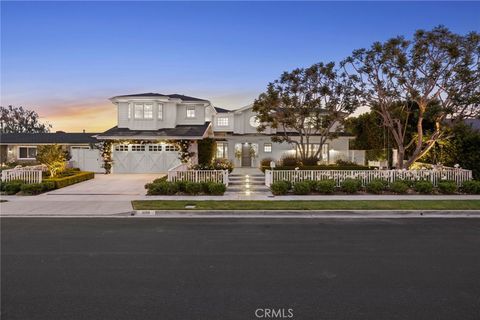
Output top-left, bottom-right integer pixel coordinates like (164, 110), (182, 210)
(132, 200), (480, 211)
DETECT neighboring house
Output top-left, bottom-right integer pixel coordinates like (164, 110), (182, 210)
(0, 92), (362, 173)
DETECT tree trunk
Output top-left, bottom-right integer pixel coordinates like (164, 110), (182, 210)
(396, 147), (405, 169)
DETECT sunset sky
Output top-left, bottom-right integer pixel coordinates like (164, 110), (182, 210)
(1, 1), (479, 132)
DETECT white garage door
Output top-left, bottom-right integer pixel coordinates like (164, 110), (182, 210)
(70, 148), (104, 173)
(112, 144), (181, 173)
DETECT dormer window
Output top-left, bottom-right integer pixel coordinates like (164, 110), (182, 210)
(217, 117), (229, 126)
(134, 103), (153, 119)
(158, 104), (163, 120)
(186, 106), (196, 118)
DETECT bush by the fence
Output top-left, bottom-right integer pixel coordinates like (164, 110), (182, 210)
(145, 180), (226, 195)
(315, 179), (336, 194)
(341, 179), (362, 194)
(145, 181), (178, 195)
(461, 180), (480, 194)
(270, 181), (290, 195)
(4, 180), (25, 195)
(437, 180), (457, 194)
(260, 157), (275, 167)
(413, 181), (434, 194)
(43, 171), (94, 189)
(208, 182), (227, 195)
(20, 183), (44, 195)
(293, 181), (311, 195)
(366, 180), (386, 194)
(280, 155), (301, 167)
(389, 181), (409, 194)
(185, 182), (203, 195)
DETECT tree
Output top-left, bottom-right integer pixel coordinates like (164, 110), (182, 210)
(36, 145), (66, 177)
(253, 62), (362, 162)
(342, 26), (480, 168)
(0, 105), (52, 133)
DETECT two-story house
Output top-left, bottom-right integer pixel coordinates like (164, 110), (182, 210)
(0, 92), (361, 173)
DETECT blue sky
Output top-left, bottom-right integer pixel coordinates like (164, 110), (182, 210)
(1, 1), (479, 131)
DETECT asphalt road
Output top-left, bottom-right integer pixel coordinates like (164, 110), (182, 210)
(2, 218), (480, 320)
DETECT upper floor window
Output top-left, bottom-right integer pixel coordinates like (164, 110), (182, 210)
(264, 143), (272, 153)
(158, 104), (163, 120)
(18, 146), (37, 159)
(134, 103), (153, 119)
(217, 117), (229, 126)
(186, 106), (196, 118)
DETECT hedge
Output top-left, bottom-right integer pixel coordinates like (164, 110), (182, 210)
(43, 171), (94, 189)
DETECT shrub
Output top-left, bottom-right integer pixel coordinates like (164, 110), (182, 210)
(208, 182), (227, 195)
(43, 171), (94, 189)
(270, 181), (290, 195)
(315, 179), (336, 194)
(146, 181), (178, 195)
(366, 180), (385, 194)
(293, 181), (311, 195)
(41, 181), (56, 191)
(437, 180), (457, 194)
(36, 144), (66, 177)
(20, 183), (44, 195)
(389, 181), (409, 194)
(212, 158), (234, 173)
(301, 157), (319, 166)
(4, 180), (25, 195)
(197, 138), (217, 166)
(260, 157), (275, 167)
(185, 182), (203, 195)
(461, 180), (480, 194)
(341, 178), (362, 194)
(174, 180), (187, 193)
(153, 176), (168, 183)
(303, 180), (318, 191)
(280, 155), (301, 167)
(201, 181), (212, 194)
(413, 180), (434, 194)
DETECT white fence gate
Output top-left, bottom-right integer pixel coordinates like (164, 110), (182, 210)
(167, 164), (229, 186)
(265, 169), (472, 187)
(1, 169), (43, 184)
(70, 149), (103, 173)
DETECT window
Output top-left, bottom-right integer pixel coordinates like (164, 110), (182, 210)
(264, 143), (272, 153)
(149, 145), (162, 152)
(115, 145), (129, 152)
(18, 147), (37, 159)
(165, 145), (179, 152)
(128, 104), (132, 119)
(134, 103), (153, 119)
(217, 117), (229, 126)
(158, 104), (163, 120)
(186, 106), (196, 118)
(131, 145), (145, 152)
(216, 142), (228, 158)
(144, 104), (153, 119)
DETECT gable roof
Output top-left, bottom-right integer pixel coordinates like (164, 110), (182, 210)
(96, 123), (211, 140)
(0, 132), (98, 144)
(214, 107), (232, 113)
(111, 93), (208, 102)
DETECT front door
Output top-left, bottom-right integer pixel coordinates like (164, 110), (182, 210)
(241, 143), (251, 167)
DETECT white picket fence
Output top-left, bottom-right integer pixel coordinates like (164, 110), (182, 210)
(1, 168), (43, 184)
(167, 164), (229, 186)
(265, 169), (472, 187)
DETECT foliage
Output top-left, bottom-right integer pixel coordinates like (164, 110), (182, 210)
(0, 105), (52, 133)
(41, 181), (56, 191)
(302, 157), (319, 166)
(389, 180), (409, 194)
(185, 182), (203, 195)
(302, 180), (318, 191)
(36, 145), (66, 177)
(293, 181), (311, 195)
(253, 61), (362, 161)
(4, 180), (24, 195)
(20, 183), (44, 195)
(197, 138), (216, 166)
(280, 155), (301, 167)
(212, 158), (234, 173)
(43, 171), (94, 189)
(95, 140), (114, 174)
(153, 176), (168, 183)
(461, 180), (480, 194)
(437, 180), (457, 194)
(366, 180), (386, 194)
(270, 181), (290, 195)
(345, 112), (387, 158)
(208, 182), (227, 195)
(315, 179), (336, 194)
(342, 26), (480, 168)
(413, 181), (434, 194)
(260, 157), (275, 167)
(176, 140), (195, 164)
(341, 178), (362, 194)
(145, 181), (178, 195)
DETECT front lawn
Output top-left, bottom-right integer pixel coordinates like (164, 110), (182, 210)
(132, 200), (480, 211)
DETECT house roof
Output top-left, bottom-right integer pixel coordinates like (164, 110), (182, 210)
(0, 132), (98, 145)
(111, 93), (208, 102)
(214, 107), (232, 113)
(96, 123), (211, 140)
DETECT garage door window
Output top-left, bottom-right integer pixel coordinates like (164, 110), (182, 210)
(149, 145), (163, 152)
(165, 145), (179, 151)
(115, 145), (129, 152)
(131, 145), (146, 152)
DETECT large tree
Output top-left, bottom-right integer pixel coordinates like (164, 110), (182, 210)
(342, 26), (480, 168)
(0, 105), (52, 133)
(253, 62), (362, 162)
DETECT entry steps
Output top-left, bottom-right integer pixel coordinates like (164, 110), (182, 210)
(226, 173), (270, 195)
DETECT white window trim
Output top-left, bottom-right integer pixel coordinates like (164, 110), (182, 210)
(158, 104), (163, 120)
(128, 103), (132, 119)
(17, 146), (37, 160)
(186, 106), (196, 118)
(217, 117), (229, 127)
(133, 103), (154, 120)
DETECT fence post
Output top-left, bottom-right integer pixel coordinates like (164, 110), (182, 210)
(265, 170), (272, 187)
(223, 170), (229, 186)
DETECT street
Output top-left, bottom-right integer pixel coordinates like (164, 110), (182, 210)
(2, 218), (480, 320)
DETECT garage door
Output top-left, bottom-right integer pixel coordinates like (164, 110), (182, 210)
(70, 148), (104, 173)
(112, 144), (181, 173)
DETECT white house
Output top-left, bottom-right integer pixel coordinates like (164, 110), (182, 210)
(0, 93), (363, 173)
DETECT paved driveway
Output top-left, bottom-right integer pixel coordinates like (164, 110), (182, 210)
(46, 173), (161, 195)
